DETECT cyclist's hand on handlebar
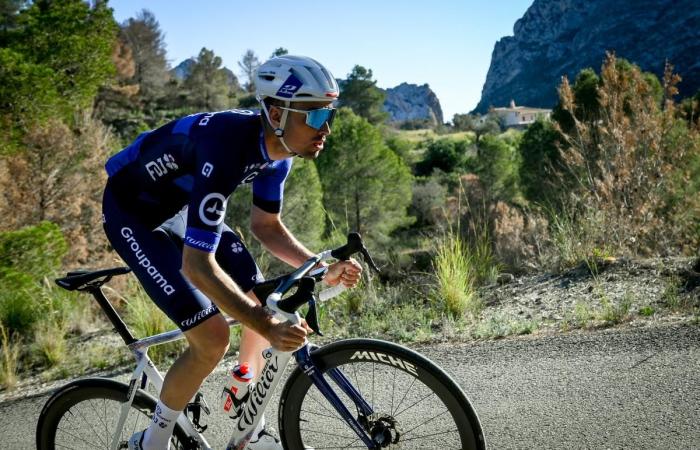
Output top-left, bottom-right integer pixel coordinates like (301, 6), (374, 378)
(325, 258), (363, 288)
(266, 319), (308, 352)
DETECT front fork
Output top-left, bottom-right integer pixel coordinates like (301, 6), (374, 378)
(295, 345), (377, 449)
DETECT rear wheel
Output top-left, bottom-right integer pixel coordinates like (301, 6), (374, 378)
(279, 339), (486, 449)
(36, 378), (192, 449)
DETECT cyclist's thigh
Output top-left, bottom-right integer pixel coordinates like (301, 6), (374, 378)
(102, 188), (219, 331)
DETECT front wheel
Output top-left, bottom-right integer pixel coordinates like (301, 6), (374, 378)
(36, 378), (192, 450)
(278, 339), (486, 449)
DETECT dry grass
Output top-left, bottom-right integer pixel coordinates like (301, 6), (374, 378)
(0, 323), (21, 390)
(32, 321), (67, 367)
(554, 53), (700, 258)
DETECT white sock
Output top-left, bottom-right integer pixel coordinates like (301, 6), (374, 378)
(142, 400), (180, 450)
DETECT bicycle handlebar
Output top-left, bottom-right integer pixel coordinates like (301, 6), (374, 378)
(265, 232), (379, 336)
(331, 232), (380, 273)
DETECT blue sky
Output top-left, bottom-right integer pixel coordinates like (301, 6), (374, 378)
(110, 1), (533, 121)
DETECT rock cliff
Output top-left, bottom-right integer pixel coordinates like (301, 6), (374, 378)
(383, 83), (444, 126)
(170, 58), (239, 88)
(474, 0), (700, 113)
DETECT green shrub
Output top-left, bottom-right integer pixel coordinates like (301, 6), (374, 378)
(0, 222), (68, 336)
(473, 134), (522, 203)
(431, 230), (482, 318)
(518, 119), (563, 205)
(0, 221), (67, 279)
(639, 306), (655, 317)
(415, 138), (470, 176)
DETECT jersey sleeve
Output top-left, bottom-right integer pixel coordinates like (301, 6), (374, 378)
(183, 117), (236, 253)
(252, 158), (293, 214)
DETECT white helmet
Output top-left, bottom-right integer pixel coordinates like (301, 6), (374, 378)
(255, 55), (339, 102)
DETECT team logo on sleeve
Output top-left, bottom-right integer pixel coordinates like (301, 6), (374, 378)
(145, 154), (178, 180)
(202, 162), (214, 177)
(198, 193), (226, 226)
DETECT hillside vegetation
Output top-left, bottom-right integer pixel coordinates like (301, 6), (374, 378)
(1, 3), (699, 390)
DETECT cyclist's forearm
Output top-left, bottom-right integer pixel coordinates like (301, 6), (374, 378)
(252, 220), (314, 267)
(182, 249), (274, 335)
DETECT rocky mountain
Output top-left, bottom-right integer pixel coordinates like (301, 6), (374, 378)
(383, 83), (444, 126)
(170, 58), (240, 88)
(170, 59), (443, 126)
(474, 0), (700, 113)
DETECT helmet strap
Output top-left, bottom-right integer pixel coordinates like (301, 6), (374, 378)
(275, 103), (290, 137)
(258, 96), (297, 156)
(278, 135), (298, 156)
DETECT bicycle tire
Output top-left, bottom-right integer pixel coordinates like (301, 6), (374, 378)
(36, 377), (193, 450)
(278, 338), (486, 449)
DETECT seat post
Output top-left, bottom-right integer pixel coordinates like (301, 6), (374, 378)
(89, 286), (137, 345)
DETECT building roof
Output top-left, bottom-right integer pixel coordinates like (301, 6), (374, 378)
(491, 99), (551, 114)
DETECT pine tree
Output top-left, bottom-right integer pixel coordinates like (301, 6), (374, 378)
(120, 9), (169, 105)
(337, 66), (388, 125)
(238, 49), (260, 93)
(316, 108), (413, 244)
(183, 48), (231, 111)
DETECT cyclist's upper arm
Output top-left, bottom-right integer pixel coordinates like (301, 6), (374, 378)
(252, 158), (293, 214)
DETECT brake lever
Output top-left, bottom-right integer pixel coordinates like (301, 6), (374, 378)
(304, 297), (323, 336)
(360, 247), (381, 274)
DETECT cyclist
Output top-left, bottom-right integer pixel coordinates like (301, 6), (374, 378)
(101, 55), (362, 450)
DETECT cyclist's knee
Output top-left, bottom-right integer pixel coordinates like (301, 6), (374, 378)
(185, 314), (230, 368)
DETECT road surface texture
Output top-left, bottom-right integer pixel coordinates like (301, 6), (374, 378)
(1, 322), (697, 449)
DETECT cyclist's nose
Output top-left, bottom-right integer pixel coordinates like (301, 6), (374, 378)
(320, 121), (331, 136)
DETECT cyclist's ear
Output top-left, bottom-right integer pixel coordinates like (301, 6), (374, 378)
(267, 105), (282, 128)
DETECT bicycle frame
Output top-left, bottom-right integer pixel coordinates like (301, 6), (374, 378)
(109, 249), (379, 450)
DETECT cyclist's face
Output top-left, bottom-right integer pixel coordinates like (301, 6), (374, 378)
(272, 101), (333, 159)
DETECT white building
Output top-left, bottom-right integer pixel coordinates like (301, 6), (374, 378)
(490, 100), (552, 128)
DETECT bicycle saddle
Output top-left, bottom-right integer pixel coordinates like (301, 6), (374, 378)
(56, 266), (132, 291)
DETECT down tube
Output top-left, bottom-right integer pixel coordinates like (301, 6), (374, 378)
(296, 347), (375, 448)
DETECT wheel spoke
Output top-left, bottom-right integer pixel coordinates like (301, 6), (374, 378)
(400, 408), (451, 436)
(306, 387), (343, 420)
(399, 427), (462, 443)
(285, 343), (476, 450)
(390, 374), (417, 417)
(66, 401), (108, 448)
(371, 362), (375, 411)
(390, 365), (397, 415)
(55, 424), (105, 449)
(298, 427), (358, 440)
(300, 408), (348, 422)
(394, 390), (438, 418)
(86, 398), (113, 444)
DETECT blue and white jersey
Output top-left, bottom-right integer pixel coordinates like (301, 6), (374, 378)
(105, 109), (292, 253)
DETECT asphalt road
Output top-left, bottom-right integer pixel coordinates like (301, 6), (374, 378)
(1, 323), (698, 449)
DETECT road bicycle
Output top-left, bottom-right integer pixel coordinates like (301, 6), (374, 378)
(36, 233), (487, 449)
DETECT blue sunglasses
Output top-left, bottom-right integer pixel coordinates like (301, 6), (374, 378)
(278, 106), (336, 130)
